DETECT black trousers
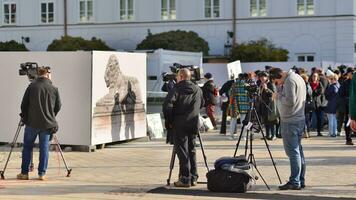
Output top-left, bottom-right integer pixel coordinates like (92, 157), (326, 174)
(173, 132), (198, 184)
(220, 102), (229, 134)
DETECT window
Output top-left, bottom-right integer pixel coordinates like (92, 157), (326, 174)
(161, 0), (176, 20)
(120, 0), (134, 20)
(79, 0), (93, 22)
(3, 3), (16, 25)
(297, 54), (315, 62)
(297, 0), (314, 16)
(205, 0), (220, 18)
(250, 0), (267, 17)
(41, 2), (54, 23)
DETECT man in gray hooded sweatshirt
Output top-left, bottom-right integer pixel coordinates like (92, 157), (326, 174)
(269, 67), (306, 190)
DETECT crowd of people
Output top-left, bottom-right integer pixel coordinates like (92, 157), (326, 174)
(207, 65), (356, 146)
(162, 65), (356, 189)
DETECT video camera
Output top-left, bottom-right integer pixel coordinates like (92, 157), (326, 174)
(19, 62), (50, 82)
(245, 80), (259, 98)
(162, 63), (202, 83)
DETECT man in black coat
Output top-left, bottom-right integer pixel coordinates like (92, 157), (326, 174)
(202, 72), (218, 129)
(17, 67), (61, 181)
(163, 68), (204, 187)
(219, 75), (235, 134)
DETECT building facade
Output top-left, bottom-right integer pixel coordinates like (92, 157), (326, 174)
(0, 0), (356, 63)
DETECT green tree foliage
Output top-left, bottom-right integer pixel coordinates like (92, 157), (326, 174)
(230, 38), (289, 62)
(136, 30), (210, 56)
(0, 40), (28, 51)
(47, 36), (113, 51)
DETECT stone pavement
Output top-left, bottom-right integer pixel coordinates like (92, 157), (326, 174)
(0, 129), (355, 200)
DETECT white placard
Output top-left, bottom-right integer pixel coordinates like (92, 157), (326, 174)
(146, 113), (164, 139)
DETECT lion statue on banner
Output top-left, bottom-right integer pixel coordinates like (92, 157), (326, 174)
(97, 54), (143, 106)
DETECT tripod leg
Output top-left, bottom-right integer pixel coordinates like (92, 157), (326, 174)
(197, 132), (209, 172)
(53, 135), (72, 177)
(250, 155), (270, 190)
(233, 124), (245, 157)
(253, 109), (282, 184)
(166, 145), (176, 186)
(0, 121), (23, 179)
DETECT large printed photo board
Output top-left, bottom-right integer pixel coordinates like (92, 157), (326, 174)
(91, 51), (147, 145)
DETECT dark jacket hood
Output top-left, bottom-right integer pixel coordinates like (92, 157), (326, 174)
(175, 80), (198, 95)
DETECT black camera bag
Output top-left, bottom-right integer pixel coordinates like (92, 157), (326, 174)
(206, 169), (252, 193)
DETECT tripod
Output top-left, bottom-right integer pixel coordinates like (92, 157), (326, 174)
(233, 98), (282, 190)
(166, 131), (209, 186)
(0, 119), (72, 179)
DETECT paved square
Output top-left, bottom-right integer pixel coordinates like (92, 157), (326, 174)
(0, 130), (355, 200)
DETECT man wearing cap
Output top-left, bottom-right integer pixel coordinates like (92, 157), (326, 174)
(17, 67), (61, 180)
(202, 72), (218, 129)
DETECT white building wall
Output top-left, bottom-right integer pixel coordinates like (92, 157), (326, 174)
(0, 0), (355, 63)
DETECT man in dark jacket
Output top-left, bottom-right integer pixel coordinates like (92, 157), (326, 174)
(17, 67), (61, 180)
(163, 68), (204, 187)
(202, 72), (218, 129)
(337, 68), (354, 145)
(350, 72), (356, 132)
(219, 75), (235, 134)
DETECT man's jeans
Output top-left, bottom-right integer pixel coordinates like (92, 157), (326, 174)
(281, 120), (306, 186)
(21, 126), (51, 176)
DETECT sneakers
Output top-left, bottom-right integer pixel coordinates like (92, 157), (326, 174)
(191, 180), (198, 186)
(16, 173), (29, 180)
(38, 175), (47, 181)
(346, 141), (354, 145)
(278, 182), (301, 190)
(174, 180), (190, 188)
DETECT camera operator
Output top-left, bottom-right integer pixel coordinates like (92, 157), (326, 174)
(257, 71), (278, 140)
(269, 67), (306, 190)
(162, 68), (204, 188)
(17, 67), (61, 181)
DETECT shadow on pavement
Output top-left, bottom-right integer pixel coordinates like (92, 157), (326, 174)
(148, 186), (356, 200)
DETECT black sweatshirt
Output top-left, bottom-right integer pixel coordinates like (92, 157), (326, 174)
(21, 77), (61, 130)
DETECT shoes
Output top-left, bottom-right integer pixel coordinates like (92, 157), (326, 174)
(276, 135), (282, 138)
(278, 182), (301, 190)
(301, 183), (306, 189)
(330, 135), (336, 138)
(213, 126), (218, 130)
(346, 141), (354, 145)
(174, 180), (190, 188)
(317, 132), (323, 136)
(16, 173), (29, 180)
(38, 175), (47, 181)
(191, 180), (198, 186)
(270, 136), (276, 141)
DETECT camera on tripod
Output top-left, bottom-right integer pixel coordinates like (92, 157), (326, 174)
(19, 62), (51, 82)
(244, 81), (260, 98)
(162, 63), (202, 83)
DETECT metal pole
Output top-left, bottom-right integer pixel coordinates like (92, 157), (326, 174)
(64, 0), (68, 36)
(232, 0), (237, 47)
